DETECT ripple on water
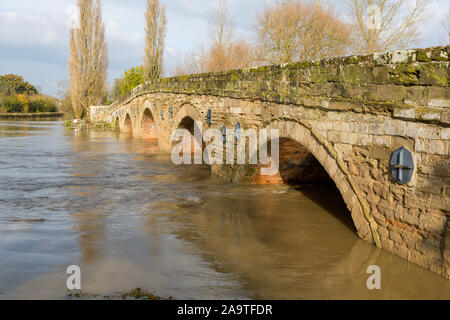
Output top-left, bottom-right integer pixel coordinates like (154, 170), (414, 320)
(0, 120), (449, 300)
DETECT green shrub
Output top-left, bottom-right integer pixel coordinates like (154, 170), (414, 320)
(1, 95), (22, 112)
(28, 95), (58, 113)
(0, 94), (58, 113)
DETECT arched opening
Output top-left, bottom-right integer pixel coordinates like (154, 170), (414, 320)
(124, 114), (133, 135)
(114, 117), (120, 131)
(254, 137), (356, 232)
(254, 138), (330, 185)
(140, 108), (158, 140)
(176, 116), (205, 156)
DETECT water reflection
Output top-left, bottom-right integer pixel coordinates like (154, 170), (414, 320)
(0, 121), (53, 138)
(0, 120), (448, 300)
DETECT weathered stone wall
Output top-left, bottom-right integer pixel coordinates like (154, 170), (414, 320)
(90, 46), (449, 279)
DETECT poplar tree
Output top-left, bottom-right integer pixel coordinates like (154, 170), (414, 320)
(68, 0), (108, 119)
(144, 0), (167, 82)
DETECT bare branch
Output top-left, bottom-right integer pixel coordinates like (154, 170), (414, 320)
(174, 0), (254, 75)
(254, 0), (352, 65)
(347, 0), (432, 54)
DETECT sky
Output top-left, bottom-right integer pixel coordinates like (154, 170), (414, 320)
(0, 0), (448, 97)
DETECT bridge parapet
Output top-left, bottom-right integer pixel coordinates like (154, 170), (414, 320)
(92, 46), (449, 125)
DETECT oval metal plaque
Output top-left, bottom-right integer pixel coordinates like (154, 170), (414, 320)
(206, 109), (212, 126)
(222, 126), (227, 144)
(390, 147), (414, 185)
(235, 122), (242, 141)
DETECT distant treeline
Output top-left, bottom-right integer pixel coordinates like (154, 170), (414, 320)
(0, 74), (59, 114)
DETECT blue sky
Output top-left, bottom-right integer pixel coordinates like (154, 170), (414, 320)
(0, 0), (448, 96)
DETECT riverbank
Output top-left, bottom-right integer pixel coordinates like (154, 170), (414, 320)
(63, 118), (116, 131)
(0, 112), (64, 119)
(67, 288), (172, 300)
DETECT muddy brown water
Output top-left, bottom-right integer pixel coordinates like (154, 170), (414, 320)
(0, 120), (448, 299)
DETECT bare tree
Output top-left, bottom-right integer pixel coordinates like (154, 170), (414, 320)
(174, 50), (205, 76)
(206, 0), (234, 71)
(210, 0), (234, 48)
(144, 0), (167, 82)
(348, 0), (431, 54)
(174, 0), (254, 75)
(254, 0), (352, 65)
(446, 9), (450, 44)
(68, 0), (108, 119)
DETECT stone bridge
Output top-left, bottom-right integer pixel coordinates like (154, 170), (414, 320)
(91, 46), (450, 279)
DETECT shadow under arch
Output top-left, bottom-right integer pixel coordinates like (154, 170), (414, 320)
(172, 103), (203, 132)
(124, 113), (133, 136)
(140, 108), (158, 140)
(172, 104), (205, 155)
(253, 120), (372, 240)
(254, 137), (331, 185)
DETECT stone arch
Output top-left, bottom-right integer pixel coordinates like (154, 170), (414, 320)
(124, 113), (133, 135)
(140, 107), (158, 140)
(172, 103), (203, 132)
(114, 116), (120, 131)
(172, 104), (205, 155)
(257, 119), (375, 244)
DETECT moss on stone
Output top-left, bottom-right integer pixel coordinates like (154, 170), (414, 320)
(311, 68), (329, 83)
(340, 65), (367, 85)
(230, 73), (239, 82)
(416, 51), (432, 62)
(387, 64), (420, 86)
(430, 48), (449, 61)
(345, 56), (360, 65)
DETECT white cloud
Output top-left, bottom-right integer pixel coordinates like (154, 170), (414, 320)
(0, 11), (63, 46)
(0, 0), (447, 96)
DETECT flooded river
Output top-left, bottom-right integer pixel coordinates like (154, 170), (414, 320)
(0, 120), (448, 299)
